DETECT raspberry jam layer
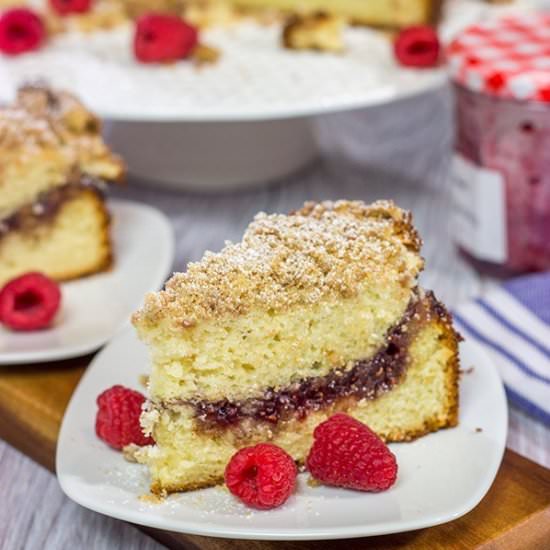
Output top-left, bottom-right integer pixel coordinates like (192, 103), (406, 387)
(0, 177), (105, 237)
(182, 292), (450, 430)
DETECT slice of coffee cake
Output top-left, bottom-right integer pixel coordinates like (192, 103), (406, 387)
(133, 200), (460, 494)
(0, 85), (124, 285)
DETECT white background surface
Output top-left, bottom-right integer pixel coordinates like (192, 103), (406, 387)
(1, 86), (549, 548)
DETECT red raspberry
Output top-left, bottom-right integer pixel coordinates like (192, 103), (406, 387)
(306, 414), (397, 492)
(0, 8), (45, 56)
(134, 13), (198, 63)
(49, 0), (92, 16)
(224, 443), (297, 510)
(0, 272), (61, 331)
(96, 385), (154, 450)
(394, 26), (440, 68)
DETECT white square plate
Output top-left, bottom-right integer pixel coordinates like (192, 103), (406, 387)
(0, 200), (174, 365)
(57, 333), (507, 540)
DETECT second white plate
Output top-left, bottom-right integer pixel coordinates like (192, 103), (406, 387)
(57, 334), (507, 540)
(0, 200), (174, 365)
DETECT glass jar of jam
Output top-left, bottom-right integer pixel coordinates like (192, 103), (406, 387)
(448, 14), (550, 275)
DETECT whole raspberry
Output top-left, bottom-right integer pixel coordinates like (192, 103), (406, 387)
(0, 272), (61, 331)
(394, 26), (440, 68)
(95, 385), (154, 450)
(134, 13), (198, 63)
(306, 414), (397, 491)
(224, 443), (297, 510)
(49, 0), (92, 16)
(0, 8), (45, 56)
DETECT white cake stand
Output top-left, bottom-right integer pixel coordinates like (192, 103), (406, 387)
(0, 0), (533, 190)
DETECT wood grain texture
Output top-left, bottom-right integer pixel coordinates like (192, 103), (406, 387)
(0, 357), (87, 472)
(1, 87), (550, 549)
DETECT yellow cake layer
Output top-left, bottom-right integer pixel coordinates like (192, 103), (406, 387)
(0, 151), (122, 221)
(145, 282), (414, 403)
(230, 0), (440, 27)
(139, 310), (460, 494)
(1, 151), (68, 221)
(0, 186), (112, 285)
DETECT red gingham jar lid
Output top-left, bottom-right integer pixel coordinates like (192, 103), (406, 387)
(447, 13), (550, 103)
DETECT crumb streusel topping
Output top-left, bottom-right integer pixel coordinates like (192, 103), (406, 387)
(133, 200), (424, 330)
(0, 84), (124, 182)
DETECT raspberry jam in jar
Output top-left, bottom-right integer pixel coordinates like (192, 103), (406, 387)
(448, 14), (550, 275)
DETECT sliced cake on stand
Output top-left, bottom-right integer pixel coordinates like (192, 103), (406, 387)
(133, 200), (460, 494)
(230, 0), (442, 28)
(0, 85), (125, 285)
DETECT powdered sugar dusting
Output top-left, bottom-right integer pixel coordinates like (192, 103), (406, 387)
(133, 200), (423, 329)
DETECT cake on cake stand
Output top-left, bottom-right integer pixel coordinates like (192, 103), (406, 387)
(0, 0), (534, 190)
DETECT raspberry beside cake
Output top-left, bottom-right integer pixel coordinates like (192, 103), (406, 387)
(133, 200), (460, 495)
(0, 85), (124, 285)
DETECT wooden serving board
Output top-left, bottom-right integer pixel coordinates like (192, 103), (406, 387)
(1, 357), (549, 550)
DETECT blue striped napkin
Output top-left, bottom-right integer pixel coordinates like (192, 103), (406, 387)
(454, 272), (550, 425)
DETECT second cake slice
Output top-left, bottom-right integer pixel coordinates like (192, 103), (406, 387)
(0, 85), (124, 285)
